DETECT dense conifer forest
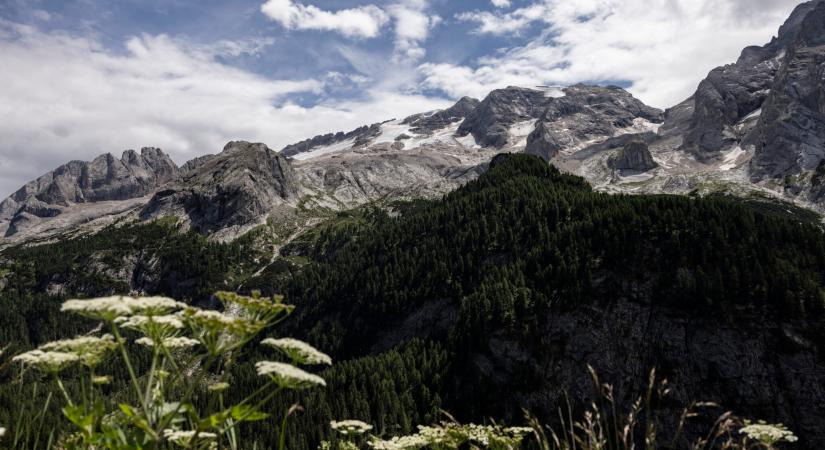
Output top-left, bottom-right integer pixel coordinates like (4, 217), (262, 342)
(1, 154), (824, 448)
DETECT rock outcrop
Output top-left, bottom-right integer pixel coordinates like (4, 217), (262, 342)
(140, 141), (298, 235)
(747, 0), (825, 181)
(457, 87), (549, 148)
(281, 122), (386, 158)
(402, 96), (481, 134)
(608, 140), (658, 172)
(676, 0), (825, 161)
(525, 85), (663, 161)
(1, 148), (179, 237)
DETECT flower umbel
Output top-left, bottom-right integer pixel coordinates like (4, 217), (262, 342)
(61, 296), (185, 321)
(740, 421), (798, 445)
(13, 350), (80, 373)
(163, 429), (217, 447)
(38, 335), (116, 368)
(135, 337), (199, 349)
(255, 361), (326, 389)
(216, 291), (294, 323)
(262, 338), (332, 365)
(331, 420), (373, 436)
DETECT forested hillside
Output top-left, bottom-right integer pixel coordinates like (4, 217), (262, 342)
(1, 154), (824, 449)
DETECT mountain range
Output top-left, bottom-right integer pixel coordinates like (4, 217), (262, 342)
(3, 0), (825, 244)
(3, 2), (825, 449)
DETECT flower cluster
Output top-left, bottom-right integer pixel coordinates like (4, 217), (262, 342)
(38, 335), (117, 368)
(14, 349), (81, 373)
(119, 315), (184, 341)
(180, 308), (259, 355)
(163, 429), (218, 448)
(740, 421), (798, 445)
(262, 338), (332, 365)
(331, 420), (373, 436)
(367, 423), (533, 450)
(62, 296), (185, 321)
(135, 336), (199, 349)
(215, 291), (294, 324)
(369, 434), (429, 450)
(255, 361), (326, 389)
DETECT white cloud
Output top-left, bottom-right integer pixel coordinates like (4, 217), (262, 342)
(388, 1), (441, 61)
(457, 3), (548, 35)
(259, 0), (440, 60)
(260, 0), (390, 38)
(446, 0), (803, 107)
(491, 0), (511, 8)
(0, 21), (449, 197)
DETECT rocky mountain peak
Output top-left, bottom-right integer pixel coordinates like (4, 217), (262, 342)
(746, 0), (825, 182)
(402, 96), (481, 134)
(140, 141), (298, 237)
(525, 85), (663, 161)
(0, 147), (180, 237)
(457, 86), (549, 148)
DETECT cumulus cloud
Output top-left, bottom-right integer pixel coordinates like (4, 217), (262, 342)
(387, 0), (441, 61)
(490, 0), (511, 8)
(259, 0), (440, 60)
(0, 21), (449, 197)
(443, 0), (802, 107)
(260, 0), (389, 38)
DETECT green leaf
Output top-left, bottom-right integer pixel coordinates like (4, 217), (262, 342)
(118, 403), (136, 418)
(230, 405), (269, 422)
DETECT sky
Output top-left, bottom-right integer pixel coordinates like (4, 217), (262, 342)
(0, 0), (807, 197)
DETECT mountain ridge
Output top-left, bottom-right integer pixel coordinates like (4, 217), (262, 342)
(2, 0), (825, 243)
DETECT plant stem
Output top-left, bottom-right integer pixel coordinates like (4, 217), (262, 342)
(54, 376), (74, 407)
(111, 323), (149, 415)
(144, 348), (161, 410)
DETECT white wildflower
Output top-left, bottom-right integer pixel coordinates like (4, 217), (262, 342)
(62, 297), (134, 321)
(506, 426), (534, 436)
(181, 308), (260, 355)
(135, 337), (199, 349)
(0, 426), (5, 437)
(163, 429), (217, 447)
(128, 297), (187, 316)
(163, 337), (199, 348)
(120, 315), (183, 330)
(13, 350), (80, 373)
(62, 296), (185, 321)
(255, 361), (326, 389)
(330, 420), (373, 436)
(38, 335), (116, 368)
(262, 338), (332, 365)
(216, 291), (294, 321)
(368, 435), (429, 450)
(120, 315), (185, 342)
(740, 421), (798, 445)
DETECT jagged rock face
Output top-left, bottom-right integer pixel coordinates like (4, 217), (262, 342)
(403, 96), (480, 134)
(525, 85), (663, 161)
(294, 149), (486, 209)
(748, 1), (825, 181)
(281, 122), (385, 158)
(140, 141), (299, 235)
(180, 154), (216, 174)
(608, 140), (658, 172)
(457, 87), (549, 148)
(677, 0), (824, 159)
(1, 148), (179, 237)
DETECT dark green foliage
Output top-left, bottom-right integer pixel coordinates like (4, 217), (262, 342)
(2, 154), (825, 449)
(277, 154), (825, 360)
